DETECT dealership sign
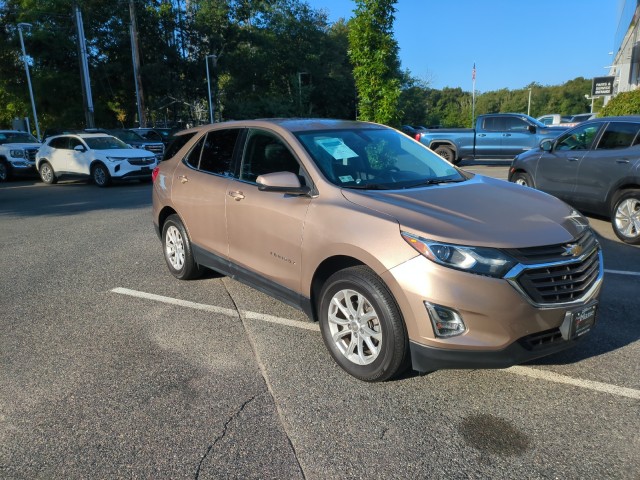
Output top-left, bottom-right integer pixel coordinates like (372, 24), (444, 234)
(592, 76), (615, 96)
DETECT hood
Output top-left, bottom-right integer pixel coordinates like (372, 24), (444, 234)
(96, 148), (155, 159)
(4, 142), (41, 149)
(341, 175), (587, 248)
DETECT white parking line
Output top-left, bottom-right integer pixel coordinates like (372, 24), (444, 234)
(604, 269), (640, 277)
(112, 287), (638, 399)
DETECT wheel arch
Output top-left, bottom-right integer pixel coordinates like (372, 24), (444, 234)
(607, 182), (640, 213)
(157, 206), (179, 233)
(428, 141), (457, 155)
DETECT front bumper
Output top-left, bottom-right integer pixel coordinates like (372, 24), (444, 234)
(108, 159), (157, 179)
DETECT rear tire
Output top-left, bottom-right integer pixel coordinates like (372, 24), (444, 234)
(39, 161), (57, 184)
(318, 266), (409, 382)
(611, 189), (640, 245)
(162, 214), (203, 280)
(433, 145), (458, 164)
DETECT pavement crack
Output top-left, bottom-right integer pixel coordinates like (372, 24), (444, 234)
(194, 393), (261, 480)
(221, 278), (307, 479)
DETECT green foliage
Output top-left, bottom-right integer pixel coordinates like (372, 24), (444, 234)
(348, 0), (401, 126)
(599, 89), (640, 117)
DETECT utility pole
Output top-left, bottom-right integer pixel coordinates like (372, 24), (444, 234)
(17, 23), (41, 140)
(74, 5), (95, 128)
(129, 0), (146, 127)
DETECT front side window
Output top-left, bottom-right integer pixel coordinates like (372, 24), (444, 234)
(596, 122), (640, 150)
(295, 127), (463, 190)
(240, 130), (301, 183)
(504, 117), (529, 132)
(555, 124), (601, 151)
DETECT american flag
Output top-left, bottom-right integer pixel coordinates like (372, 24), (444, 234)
(472, 63), (476, 81)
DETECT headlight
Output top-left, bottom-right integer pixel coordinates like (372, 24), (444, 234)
(106, 156), (124, 162)
(401, 232), (517, 277)
(9, 149), (25, 158)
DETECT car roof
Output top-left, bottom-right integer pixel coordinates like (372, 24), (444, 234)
(174, 118), (385, 136)
(49, 133), (115, 140)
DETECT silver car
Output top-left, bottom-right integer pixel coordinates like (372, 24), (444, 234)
(509, 116), (640, 244)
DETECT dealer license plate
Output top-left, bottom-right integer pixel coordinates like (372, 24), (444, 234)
(560, 302), (597, 340)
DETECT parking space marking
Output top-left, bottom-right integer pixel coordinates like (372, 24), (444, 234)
(506, 366), (640, 400)
(112, 287), (638, 399)
(604, 269), (640, 277)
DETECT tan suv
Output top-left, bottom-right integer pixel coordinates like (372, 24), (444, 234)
(152, 119), (603, 382)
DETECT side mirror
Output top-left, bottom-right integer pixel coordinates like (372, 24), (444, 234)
(540, 139), (553, 152)
(527, 125), (537, 134)
(73, 145), (86, 152)
(257, 171), (311, 195)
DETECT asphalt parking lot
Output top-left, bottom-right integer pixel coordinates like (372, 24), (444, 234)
(1, 165), (639, 479)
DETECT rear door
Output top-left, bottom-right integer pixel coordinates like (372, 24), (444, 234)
(475, 116), (504, 157)
(535, 122), (603, 202)
(573, 121), (640, 213)
(46, 136), (72, 173)
(170, 128), (242, 260)
(66, 137), (91, 175)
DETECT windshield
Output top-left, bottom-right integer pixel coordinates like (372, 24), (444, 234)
(84, 136), (130, 150)
(0, 131), (39, 144)
(295, 127), (464, 189)
(110, 130), (144, 142)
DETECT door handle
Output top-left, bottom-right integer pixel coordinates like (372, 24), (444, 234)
(567, 157), (580, 162)
(178, 175), (188, 184)
(477, 133), (487, 137)
(616, 159), (630, 164)
(228, 191), (245, 201)
(503, 133), (511, 137)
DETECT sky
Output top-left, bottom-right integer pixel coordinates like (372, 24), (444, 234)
(305, 0), (623, 93)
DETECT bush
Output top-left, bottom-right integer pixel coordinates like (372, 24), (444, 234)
(600, 89), (640, 117)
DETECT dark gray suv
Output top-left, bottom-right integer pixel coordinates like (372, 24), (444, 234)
(509, 116), (640, 245)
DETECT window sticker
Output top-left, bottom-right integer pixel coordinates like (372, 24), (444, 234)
(315, 138), (358, 160)
(338, 175), (354, 183)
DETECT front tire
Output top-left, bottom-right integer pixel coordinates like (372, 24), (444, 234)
(611, 189), (640, 245)
(318, 266), (409, 382)
(92, 163), (111, 187)
(512, 171), (534, 188)
(162, 214), (203, 280)
(0, 160), (11, 182)
(39, 161), (57, 184)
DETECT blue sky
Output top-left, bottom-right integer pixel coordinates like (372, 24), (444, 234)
(305, 0), (622, 92)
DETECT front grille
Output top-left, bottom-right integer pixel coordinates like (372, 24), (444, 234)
(128, 158), (155, 166)
(519, 328), (563, 351)
(24, 148), (38, 161)
(143, 143), (164, 155)
(506, 230), (602, 306)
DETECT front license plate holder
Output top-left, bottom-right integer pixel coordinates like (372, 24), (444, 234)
(560, 302), (598, 340)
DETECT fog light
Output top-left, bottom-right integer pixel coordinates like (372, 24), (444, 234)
(425, 302), (466, 338)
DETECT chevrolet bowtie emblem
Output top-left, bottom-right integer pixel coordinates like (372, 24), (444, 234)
(562, 243), (583, 257)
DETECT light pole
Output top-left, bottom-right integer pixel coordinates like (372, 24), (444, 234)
(17, 23), (40, 141)
(527, 88), (532, 116)
(205, 54), (217, 124)
(584, 94), (595, 114)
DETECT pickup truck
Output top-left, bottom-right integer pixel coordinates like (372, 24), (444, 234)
(0, 130), (41, 181)
(414, 113), (566, 165)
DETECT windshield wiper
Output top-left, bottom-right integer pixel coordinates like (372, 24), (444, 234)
(342, 183), (392, 190)
(403, 178), (465, 189)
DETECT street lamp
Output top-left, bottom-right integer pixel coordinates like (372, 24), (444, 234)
(17, 23), (40, 141)
(205, 54), (217, 124)
(584, 94), (595, 114)
(527, 88), (532, 116)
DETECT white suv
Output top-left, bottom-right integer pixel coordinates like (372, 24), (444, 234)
(36, 133), (157, 187)
(0, 130), (41, 181)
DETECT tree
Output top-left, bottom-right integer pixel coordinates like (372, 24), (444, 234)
(599, 89), (640, 117)
(348, 0), (401, 126)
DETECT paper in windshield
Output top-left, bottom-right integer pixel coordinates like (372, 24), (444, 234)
(315, 138), (358, 160)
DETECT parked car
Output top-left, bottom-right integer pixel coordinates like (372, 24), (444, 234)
(415, 113), (567, 164)
(400, 125), (427, 137)
(0, 130), (41, 181)
(105, 128), (165, 160)
(152, 119), (602, 381)
(129, 127), (177, 147)
(537, 114), (573, 127)
(36, 133), (157, 187)
(509, 116), (640, 244)
(568, 113), (597, 124)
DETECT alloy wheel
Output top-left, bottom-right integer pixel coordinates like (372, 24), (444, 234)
(615, 198), (640, 240)
(327, 288), (382, 365)
(165, 225), (185, 270)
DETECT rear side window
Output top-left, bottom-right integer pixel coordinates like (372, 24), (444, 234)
(164, 132), (196, 161)
(482, 117), (506, 131)
(596, 122), (640, 150)
(199, 129), (241, 175)
(48, 137), (68, 149)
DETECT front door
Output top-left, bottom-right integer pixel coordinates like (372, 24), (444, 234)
(226, 129), (311, 296)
